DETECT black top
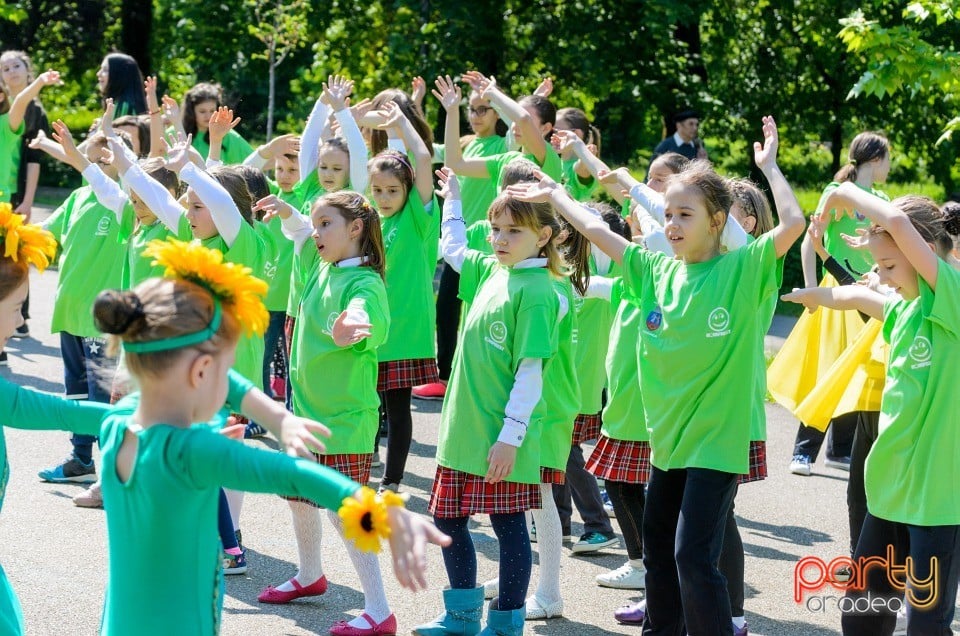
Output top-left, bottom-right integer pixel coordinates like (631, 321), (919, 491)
(651, 136), (698, 162)
(13, 99), (50, 206)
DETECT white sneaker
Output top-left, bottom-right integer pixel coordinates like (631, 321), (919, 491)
(595, 562), (646, 589)
(371, 451), (382, 468)
(483, 577), (499, 600)
(893, 607), (907, 635)
(789, 454), (812, 476)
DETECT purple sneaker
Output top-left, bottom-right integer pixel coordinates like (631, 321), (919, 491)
(613, 600), (645, 624)
(734, 622), (749, 636)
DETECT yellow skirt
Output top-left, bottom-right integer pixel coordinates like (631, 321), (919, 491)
(793, 319), (887, 431)
(767, 274), (868, 416)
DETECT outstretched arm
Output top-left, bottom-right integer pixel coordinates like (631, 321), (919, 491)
(754, 116), (806, 257)
(472, 72), (546, 164)
(781, 285), (886, 321)
(8, 70), (59, 132)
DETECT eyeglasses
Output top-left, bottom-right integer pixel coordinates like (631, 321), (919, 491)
(467, 105), (492, 117)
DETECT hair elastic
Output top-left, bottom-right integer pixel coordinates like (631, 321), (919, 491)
(124, 298), (222, 354)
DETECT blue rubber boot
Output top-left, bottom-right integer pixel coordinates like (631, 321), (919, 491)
(479, 607), (525, 636)
(412, 587), (484, 635)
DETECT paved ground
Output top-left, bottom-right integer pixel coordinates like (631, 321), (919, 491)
(1, 204), (954, 635)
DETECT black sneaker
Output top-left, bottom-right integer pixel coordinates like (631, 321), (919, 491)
(12, 323), (28, 338)
(38, 457), (97, 483)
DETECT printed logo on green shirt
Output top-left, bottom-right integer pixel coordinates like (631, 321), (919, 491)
(324, 311), (339, 336)
(909, 336), (932, 368)
(264, 258), (278, 280)
(96, 216), (112, 236)
(707, 307), (731, 337)
(487, 320), (508, 350)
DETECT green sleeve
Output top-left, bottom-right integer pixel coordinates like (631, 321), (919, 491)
(0, 379), (107, 435)
(348, 276), (390, 352)
(175, 428), (360, 508)
(222, 131), (256, 166)
(226, 369), (254, 412)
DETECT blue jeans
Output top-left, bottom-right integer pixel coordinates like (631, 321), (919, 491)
(261, 311), (287, 399)
(61, 332), (113, 464)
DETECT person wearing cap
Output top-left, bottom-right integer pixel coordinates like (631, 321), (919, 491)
(650, 109), (706, 163)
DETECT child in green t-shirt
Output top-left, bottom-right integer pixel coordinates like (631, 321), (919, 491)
(783, 187), (960, 635)
(180, 82), (254, 165)
(508, 116), (806, 635)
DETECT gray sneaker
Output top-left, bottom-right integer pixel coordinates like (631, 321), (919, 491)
(38, 457), (97, 483)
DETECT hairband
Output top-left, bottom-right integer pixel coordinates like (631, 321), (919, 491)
(125, 298), (222, 354)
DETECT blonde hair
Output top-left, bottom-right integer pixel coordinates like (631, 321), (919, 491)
(487, 193), (566, 277)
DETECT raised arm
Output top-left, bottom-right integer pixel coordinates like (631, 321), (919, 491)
(376, 102), (432, 205)
(180, 161), (243, 246)
(299, 92), (332, 179)
(432, 75), (488, 178)
(206, 106), (240, 166)
(323, 76), (369, 194)
(437, 167), (468, 272)
(754, 116), (806, 257)
(8, 70), (59, 132)
(781, 284), (886, 321)
(475, 73), (546, 165)
(144, 76), (165, 158)
(507, 171), (630, 265)
(161, 94), (186, 139)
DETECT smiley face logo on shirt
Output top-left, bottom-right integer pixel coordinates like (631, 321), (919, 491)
(324, 311), (339, 336)
(708, 307), (730, 333)
(489, 321), (507, 344)
(96, 216), (112, 236)
(909, 336), (932, 365)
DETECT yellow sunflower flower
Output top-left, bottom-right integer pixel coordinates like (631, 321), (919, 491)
(339, 486), (397, 553)
(142, 238), (269, 336)
(0, 202), (58, 272)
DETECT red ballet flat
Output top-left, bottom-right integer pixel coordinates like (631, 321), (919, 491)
(257, 575), (328, 604)
(328, 613), (397, 636)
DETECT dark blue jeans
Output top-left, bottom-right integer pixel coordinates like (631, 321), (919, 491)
(842, 514), (960, 636)
(642, 466), (737, 636)
(61, 333), (113, 464)
(261, 311), (287, 399)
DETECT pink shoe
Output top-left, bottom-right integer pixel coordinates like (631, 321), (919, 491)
(329, 613), (397, 636)
(257, 576), (327, 604)
(412, 381), (446, 400)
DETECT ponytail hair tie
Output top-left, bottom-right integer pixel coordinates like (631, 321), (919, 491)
(849, 159), (858, 167)
(124, 293), (146, 331)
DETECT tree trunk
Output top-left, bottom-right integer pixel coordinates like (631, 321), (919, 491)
(120, 0), (151, 72)
(267, 46), (276, 141)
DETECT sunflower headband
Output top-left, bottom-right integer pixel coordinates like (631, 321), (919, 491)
(126, 239), (268, 353)
(339, 486), (405, 553)
(0, 203), (58, 272)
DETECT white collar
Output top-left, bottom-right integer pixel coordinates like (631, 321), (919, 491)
(673, 132), (692, 147)
(336, 256), (365, 268)
(514, 257), (548, 269)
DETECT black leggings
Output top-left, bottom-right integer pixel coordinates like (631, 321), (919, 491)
(605, 480), (645, 561)
(848, 411), (880, 555)
(435, 264), (461, 381)
(719, 490), (745, 618)
(377, 387), (413, 485)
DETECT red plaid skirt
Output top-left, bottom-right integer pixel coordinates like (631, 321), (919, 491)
(284, 316), (295, 359)
(572, 412), (602, 446)
(377, 358), (439, 392)
(429, 466), (541, 518)
(285, 453), (373, 508)
(540, 467), (566, 485)
(586, 435), (652, 485)
(737, 441), (767, 484)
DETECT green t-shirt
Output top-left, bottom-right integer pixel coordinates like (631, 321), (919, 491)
(865, 260), (960, 526)
(254, 217), (295, 312)
(378, 196), (440, 362)
(466, 219), (494, 254)
(622, 234), (782, 473)
(437, 252), (558, 483)
(576, 254), (617, 415)
(818, 181), (889, 277)
(536, 277), (580, 470)
(290, 262), (389, 454)
(98, 413), (359, 636)
(191, 129), (255, 166)
(0, 114), (23, 203)
(292, 171), (325, 212)
(46, 186), (126, 337)
(461, 135), (508, 226)
(201, 223), (267, 389)
(562, 157), (599, 202)
(118, 211), (193, 289)
(484, 144), (563, 190)
(600, 279), (648, 442)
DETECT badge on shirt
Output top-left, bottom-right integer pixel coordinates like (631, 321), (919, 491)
(646, 305), (662, 331)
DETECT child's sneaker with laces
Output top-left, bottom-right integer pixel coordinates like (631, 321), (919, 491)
(601, 489), (615, 517)
(595, 562), (646, 589)
(789, 454), (812, 476)
(244, 422), (268, 439)
(38, 456), (97, 483)
(223, 549), (247, 575)
(572, 532), (619, 554)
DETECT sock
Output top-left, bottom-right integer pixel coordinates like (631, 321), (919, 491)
(327, 509), (392, 626)
(225, 547), (242, 556)
(491, 512), (532, 611)
(434, 516), (477, 588)
(733, 616), (747, 629)
(530, 483), (563, 605)
(224, 489), (244, 529)
(274, 501), (324, 592)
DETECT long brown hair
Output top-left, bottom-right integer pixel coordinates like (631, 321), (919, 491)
(870, 195), (954, 258)
(368, 89), (433, 155)
(314, 191), (386, 279)
(834, 132), (889, 183)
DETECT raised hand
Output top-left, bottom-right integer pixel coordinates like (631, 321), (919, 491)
(50, 120), (86, 166)
(36, 69), (61, 87)
(163, 135), (194, 173)
(330, 309), (373, 347)
(144, 76), (160, 113)
(504, 169), (561, 204)
(462, 70), (492, 93)
(435, 166), (460, 201)
(208, 106), (240, 144)
(431, 75), (461, 112)
(106, 137), (134, 173)
(252, 194), (296, 221)
(534, 76), (554, 98)
(100, 98), (116, 136)
(753, 115), (779, 172)
(349, 97), (373, 123)
(552, 129), (584, 154)
(323, 74), (353, 112)
(410, 75), (426, 107)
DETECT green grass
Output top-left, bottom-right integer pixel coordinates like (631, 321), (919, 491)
(795, 182), (945, 216)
